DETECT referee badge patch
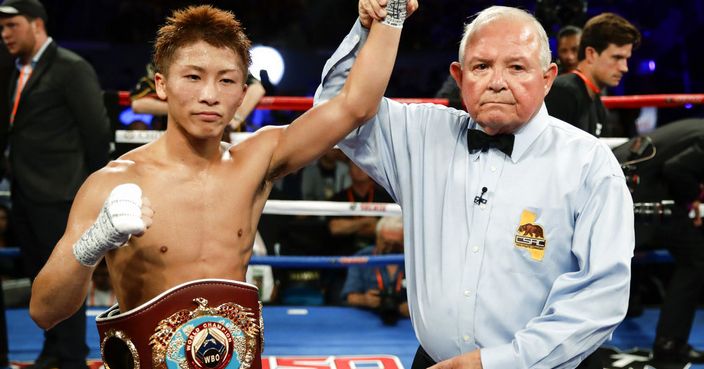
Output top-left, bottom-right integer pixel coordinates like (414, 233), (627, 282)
(515, 209), (547, 261)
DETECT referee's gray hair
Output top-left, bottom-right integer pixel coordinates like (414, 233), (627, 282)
(376, 216), (404, 235)
(458, 6), (552, 71)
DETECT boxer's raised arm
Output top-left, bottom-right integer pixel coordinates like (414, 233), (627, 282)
(266, 2), (409, 180)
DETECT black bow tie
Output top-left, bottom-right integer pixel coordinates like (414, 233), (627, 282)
(467, 129), (515, 157)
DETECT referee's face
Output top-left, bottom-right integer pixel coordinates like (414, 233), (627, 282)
(451, 19), (557, 135)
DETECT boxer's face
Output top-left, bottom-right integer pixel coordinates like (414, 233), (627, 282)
(451, 19), (557, 135)
(156, 40), (246, 139)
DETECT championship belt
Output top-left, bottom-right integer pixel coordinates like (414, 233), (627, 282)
(96, 279), (263, 369)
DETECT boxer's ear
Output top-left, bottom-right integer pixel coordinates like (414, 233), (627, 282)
(155, 73), (167, 100)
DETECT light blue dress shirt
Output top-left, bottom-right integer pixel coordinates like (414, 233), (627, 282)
(314, 21), (635, 369)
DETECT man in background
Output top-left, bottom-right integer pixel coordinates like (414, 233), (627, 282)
(555, 25), (581, 74)
(613, 119), (704, 364)
(545, 13), (640, 136)
(342, 216), (408, 325)
(0, 0), (111, 368)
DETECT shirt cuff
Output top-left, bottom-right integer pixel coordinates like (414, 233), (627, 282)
(314, 18), (370, 106)
(480, 344), (519, 369)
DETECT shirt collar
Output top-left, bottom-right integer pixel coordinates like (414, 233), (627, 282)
(510, 103), (549, 163)
(15, 37), (52, 70)
(467, 103), (549, 163)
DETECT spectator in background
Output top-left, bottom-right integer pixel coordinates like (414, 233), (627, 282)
(128, 63), (160, 118)
(342, 216), (408, 325)
(301, 148), (351, 201)
(434, 74), (463, 110)
(325, 161), (394, 305)
(545, 13), (640, 137)
(328, 161), (394, 254)
(130, 62), (266, 134)
(0, 0), (112, 368)
(555, 25), (581, 74)
(613, 118), (704, 364)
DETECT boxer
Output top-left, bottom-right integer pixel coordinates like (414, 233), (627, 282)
(28, 2), (415, 369)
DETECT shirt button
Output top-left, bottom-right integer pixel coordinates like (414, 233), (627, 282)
(490, 166), (497, 172)
(463, 335), (470, 342)
(480, 204), (486, 210)
(472, 246), (480, 253)
(464, 290), (471, 297)
(353, 35), (360, 43)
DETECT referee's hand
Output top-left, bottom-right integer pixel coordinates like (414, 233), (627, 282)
(428, 350), (483, 369)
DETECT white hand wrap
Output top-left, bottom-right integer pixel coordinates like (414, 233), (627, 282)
(73, 183), (145, 267)
(381, 0), (407, 28)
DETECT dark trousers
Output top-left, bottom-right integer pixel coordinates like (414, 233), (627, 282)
(411, 345), (603, 369)
(12, 189), (88, 366)
(639, 211), (704, 342)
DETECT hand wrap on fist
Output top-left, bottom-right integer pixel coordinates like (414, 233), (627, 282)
(381, 0), (408, 28)
(73, 183), (146, 267)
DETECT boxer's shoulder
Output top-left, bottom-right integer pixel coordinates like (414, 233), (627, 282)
(70, 160), (142, 214)
(227, 125), (286, 168)
(81, 159), (143, 197)
(100, 159), (142, 180)
(232, 124), (284, 152)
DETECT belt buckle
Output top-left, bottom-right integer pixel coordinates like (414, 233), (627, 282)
(150, 297), (261, 369)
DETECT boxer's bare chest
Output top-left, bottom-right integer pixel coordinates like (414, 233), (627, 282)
(107, 159), (269, 309)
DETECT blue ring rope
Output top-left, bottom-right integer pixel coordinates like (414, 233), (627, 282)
(0, 247), (404, 267)
(0, 247), (673, 265)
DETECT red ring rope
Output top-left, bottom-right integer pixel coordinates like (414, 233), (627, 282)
(117, 91), (704, 110)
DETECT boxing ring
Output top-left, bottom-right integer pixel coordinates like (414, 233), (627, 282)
(3, 92), (704, 369)
(7, 306), (416, 367)
(2, 196), (703, 369)
(4, 305), (702, 369)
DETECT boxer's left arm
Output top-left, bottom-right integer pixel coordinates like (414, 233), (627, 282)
(265, 1), (415, 180)
(29, 166), (150, 329)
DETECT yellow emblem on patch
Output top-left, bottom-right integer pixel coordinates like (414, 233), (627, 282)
(514, 210), (547, 261)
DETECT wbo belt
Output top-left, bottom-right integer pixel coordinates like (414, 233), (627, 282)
(96, 279), (263, 369)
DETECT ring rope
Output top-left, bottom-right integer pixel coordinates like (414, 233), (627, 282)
(0, 247), (675, 265)
(601, 94), (704, 109)
(117, 92), (704, 110)
(0, 246), (405, 266)
(249, 254), (404, 268)
(263, 200), (401, 216)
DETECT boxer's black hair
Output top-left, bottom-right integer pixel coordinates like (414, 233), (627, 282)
(153, 5), (251, 76)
